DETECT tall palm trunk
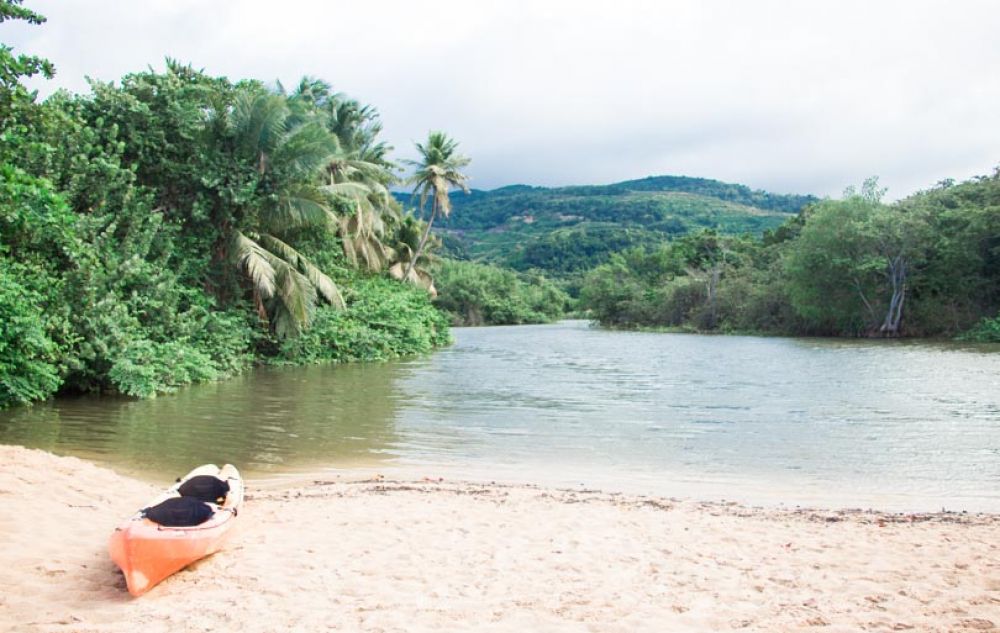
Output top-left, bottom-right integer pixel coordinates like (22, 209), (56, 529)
(401, 131), (469, 288)
(404, 197), (438, 281)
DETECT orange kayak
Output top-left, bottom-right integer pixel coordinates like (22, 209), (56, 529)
(109, 464), (244, 597)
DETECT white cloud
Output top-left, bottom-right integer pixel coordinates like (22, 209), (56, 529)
(6, 0), (999, 198)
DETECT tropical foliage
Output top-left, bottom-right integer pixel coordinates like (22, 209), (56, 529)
(580, 173), (1000, 338)
(958, 316), (1000, 343)
(401, 131), (470, 283)
(0, 4), (454, 407)
(4, 0), (997, 409)
(432, 260), (571, 326)
(387, 214), (441, 295)
(275, 274), (451, 364)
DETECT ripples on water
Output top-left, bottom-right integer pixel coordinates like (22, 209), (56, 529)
(1, 320), (998, 511)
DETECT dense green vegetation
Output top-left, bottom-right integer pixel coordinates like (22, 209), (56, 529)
(0, 3), (453, 407)
(958, 316), (1000, 343)
(432, 260), (570, 326)
(580, 176), (1000, 338)
(3, 1), (996, 411)
(399, 176), (816, 273)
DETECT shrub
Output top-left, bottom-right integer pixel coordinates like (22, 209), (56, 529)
(958, 315), (1000, 343)
(108, 339), (219, 398)
(277, 275), (451, 364)
(433, 259), (570, 326)
(0, 262), (62, 407)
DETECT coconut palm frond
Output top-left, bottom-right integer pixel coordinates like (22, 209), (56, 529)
(340, 230), (359, 267)
(381, 195), (404, 227)
(388, 260), (435, 296)
(359, 140), (395, 170)
(366, 180), (393, 209)
(414, 268), (438, 297)
(300, 259), (345, 308)
(327, 182), (393, 237)
(222, 83), (404, 334)
(326, 98), (378, 149)
(273, 120), (340, 178)
(265, 183), (338, 232)
(257, 233), (304, 268)
(400, 132), (469, 285)
(231, 230), (277, 300)
(393, 242), (415, 263)
(232, 89), (289, 162)
(325, 181), (374, 200)
(352, 159), (395, 185)
(326, 155), (395, 189)
(270, 259), (316, 337)
(291, 76), (333, 105)
(388, 262), (410, 282)
(388, 216), (438, 291)
(258, 234), (345, 308)
(338, 198), (394, 272)
(430, 171), (453, 218)
(359, 241), (390, 272)
(268, 301), (296, 340)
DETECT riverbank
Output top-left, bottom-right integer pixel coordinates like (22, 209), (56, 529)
(2, 445), (998, 632)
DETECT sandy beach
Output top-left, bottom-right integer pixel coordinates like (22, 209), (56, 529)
(1, 445), (998, 632)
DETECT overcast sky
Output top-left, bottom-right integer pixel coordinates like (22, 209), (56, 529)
(6, 0), (1000, 199)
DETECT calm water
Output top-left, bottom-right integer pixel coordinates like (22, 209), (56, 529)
(2, 320), (998, 511)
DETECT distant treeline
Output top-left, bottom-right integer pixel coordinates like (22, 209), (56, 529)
(607, 175), (818, 212)
(398, 175), (815, 273)
(432, 260), (570, 326)
(579, 176), (1000, 339)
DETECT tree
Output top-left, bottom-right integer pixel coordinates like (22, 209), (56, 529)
(784, 178), (929, 336)
(322, 107), (399, 272)
(285, 78), (400, 272)
(225, 86), (344, 338)
(402, 131), (470, 284)
(675, 229), (728, 329)
(0, 0), (54, 130)
(388, 214), (438, 295)
(579, 253), (647, 327)
(899, 169), (1000, 334)
(432, 259), (570, 326)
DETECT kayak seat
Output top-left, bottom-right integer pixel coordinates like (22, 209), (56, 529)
(143, 496), (214, 527)
(178, 475), (230, 504)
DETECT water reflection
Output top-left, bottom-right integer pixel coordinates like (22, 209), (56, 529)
(388, 322), (1000, 511)
(0, 362), (408, 479)
(2, 321), (999, 511)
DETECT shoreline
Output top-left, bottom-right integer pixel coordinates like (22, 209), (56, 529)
(270, 474), (1000, 527)
(3, 445), (999, 631)
(257, 465), (1000, 521)
(21, 445), (999, 517)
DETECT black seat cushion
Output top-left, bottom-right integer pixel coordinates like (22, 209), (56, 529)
(143, 496), (214, 527)
(177, 475), (230, 504)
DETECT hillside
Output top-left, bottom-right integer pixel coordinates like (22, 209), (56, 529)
(396, 175), (818, 274)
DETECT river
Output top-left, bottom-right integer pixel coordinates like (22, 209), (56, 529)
(2, 320), (998, 511)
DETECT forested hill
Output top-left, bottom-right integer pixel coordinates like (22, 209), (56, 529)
(395, 175), (818, 273)
(610, 175), (817, 212)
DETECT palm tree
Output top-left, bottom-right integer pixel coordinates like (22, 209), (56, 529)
(224, 86), (345, 337)
(283, 78), (401, 271)
(285, 76), (334, 116)
(402, 131), (470, 283)
(329, 179), (397, 271)
(316, 91), (400, 272)
(388, 214), (440, 296)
